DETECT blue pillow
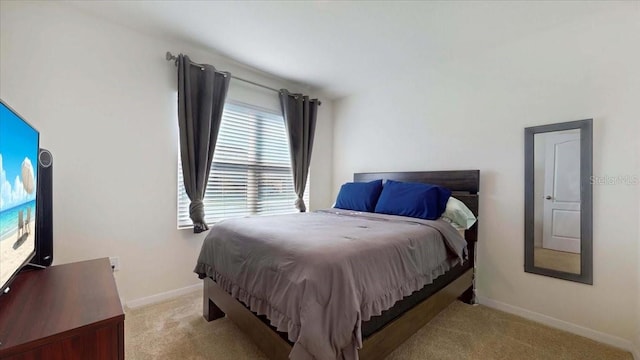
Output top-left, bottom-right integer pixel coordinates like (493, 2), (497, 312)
(334, 179), (383, 212)
(374, 180), (452, 220)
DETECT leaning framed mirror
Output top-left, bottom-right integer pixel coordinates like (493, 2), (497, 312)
(524, 119), (593, 284)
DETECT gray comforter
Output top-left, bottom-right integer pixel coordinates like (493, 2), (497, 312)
(194, 209), (468, 360)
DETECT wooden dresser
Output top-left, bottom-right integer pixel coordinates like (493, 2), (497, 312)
(0, 258), (124, 360)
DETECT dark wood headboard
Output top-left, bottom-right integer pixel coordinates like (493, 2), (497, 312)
(353, 170), (480, 244)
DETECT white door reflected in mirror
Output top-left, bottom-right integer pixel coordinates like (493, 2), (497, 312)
(533, 129), (581, 274)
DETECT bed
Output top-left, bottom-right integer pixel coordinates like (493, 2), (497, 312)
(195, 170), (479, 360)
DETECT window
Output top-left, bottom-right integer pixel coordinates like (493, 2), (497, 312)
(177, 101), (309, 228)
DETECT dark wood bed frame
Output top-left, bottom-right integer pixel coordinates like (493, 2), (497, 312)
(202, 170), (480, 360)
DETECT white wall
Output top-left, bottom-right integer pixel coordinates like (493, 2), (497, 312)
(637, 139), (640, 358)
(333, 5), (639, 349)
(0, 1), (334, 303)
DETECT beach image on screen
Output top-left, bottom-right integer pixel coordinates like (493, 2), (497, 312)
(0, 104), (39, 288)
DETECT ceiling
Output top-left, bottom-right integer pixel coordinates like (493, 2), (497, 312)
(68, 1), (621, 99)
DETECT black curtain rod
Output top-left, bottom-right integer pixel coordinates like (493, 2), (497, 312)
(165, 52), (321, 105)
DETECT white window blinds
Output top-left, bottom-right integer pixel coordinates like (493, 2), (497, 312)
(177, 101), (309, 228)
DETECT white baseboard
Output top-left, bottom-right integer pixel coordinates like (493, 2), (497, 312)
(476, 296), (636, 356)
(126, 283), (202, 310)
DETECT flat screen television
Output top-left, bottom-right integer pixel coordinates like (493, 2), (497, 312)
(0, 99), (39, 295)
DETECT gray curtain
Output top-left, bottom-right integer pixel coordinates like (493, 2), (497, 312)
(177, 54), (230, 233)
(279, 89), (319, 212)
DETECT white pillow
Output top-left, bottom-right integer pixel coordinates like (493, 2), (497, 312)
(441, 217), (464, 230)
(442, 197), (476, 230)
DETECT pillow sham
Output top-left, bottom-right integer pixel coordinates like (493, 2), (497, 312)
(374, 180), (451, 220)
(334, 179), (383, 212)
(442, 196), (477, 229)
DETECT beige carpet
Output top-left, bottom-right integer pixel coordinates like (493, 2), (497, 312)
(534, 247), (581, 274)
(125, 290), (632, 360)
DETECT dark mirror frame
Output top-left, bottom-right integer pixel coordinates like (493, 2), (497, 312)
(524, 119), (593, 284)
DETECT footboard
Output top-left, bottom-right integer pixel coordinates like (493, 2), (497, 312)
(203, 277), (291, 360)
(202, 268), (473, 360)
